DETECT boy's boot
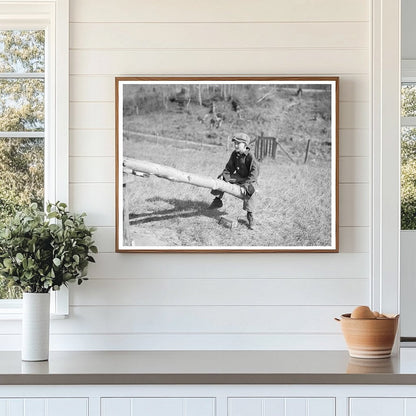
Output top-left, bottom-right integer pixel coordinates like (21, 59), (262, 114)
(247, 212), (255, 230)
(209, 197), (223, 209)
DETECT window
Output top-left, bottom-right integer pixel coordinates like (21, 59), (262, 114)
(0, 0), (69, 314)
(401, 77), (416, 229)
(0, 29), (45, 300)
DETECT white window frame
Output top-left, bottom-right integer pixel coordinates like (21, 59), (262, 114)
(0, 0), (69, 317)
(371, 0), (401, 323)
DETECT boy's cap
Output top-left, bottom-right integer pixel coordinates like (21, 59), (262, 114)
(232, 133), (250, 146)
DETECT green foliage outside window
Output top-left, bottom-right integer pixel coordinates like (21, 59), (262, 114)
(401, 84), (416, 230)
(402, 84), (416, 117)
(401, 135), (416, 230)
(0, 30), (45, 299)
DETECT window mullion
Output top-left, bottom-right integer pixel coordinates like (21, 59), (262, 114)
(0, 72), (44, 79)
(0, 132), (44, 138)
(401, 117), (416, 127)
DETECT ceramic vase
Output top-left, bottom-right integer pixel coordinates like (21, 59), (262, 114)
(22, 292), (50, 361)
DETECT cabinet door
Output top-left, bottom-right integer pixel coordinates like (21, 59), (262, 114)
(350, 398), (404, 416)
(228, 397), (335, 416)
(350, 398), (416, 416)
(0, 398), (88, 416)
(101, 398), (215, 416)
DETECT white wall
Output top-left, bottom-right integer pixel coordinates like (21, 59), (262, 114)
(60, 0), (371, 350)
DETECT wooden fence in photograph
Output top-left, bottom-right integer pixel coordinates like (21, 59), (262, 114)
(254, 134), (300, 164)
(254, 135), (277, 161)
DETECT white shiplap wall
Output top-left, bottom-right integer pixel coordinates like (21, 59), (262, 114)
(56, 0), (371, 350)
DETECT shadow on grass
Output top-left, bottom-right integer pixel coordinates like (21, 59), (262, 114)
(129, 197), (224, 225)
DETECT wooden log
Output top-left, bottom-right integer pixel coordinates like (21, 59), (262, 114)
(123, 158), (245, 199)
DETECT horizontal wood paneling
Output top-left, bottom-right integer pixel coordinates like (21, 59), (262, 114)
(69, 75), (369, 103)
(339, 129), (369, 157)
(69, 130), (114, 157)
(70, 22), (368, 50)
(69, 183), (114, 226)
(91, 226), (369, 254)
(70, 157), (114, 183)
(70, 103), (113, 129)
(339, 183), (369, 227)
(56, 306), (354, 334)
(0, 306), (356, 335)
(0, 333), (347, 350)
(70, 0), (369, 23)
(70, 76), (114, 102)
(86, 253), (369, 279)
(70, 49), (368, 76)
(70, 277), (368, 306)
(91, 227), (115, 253)
(339, 102), (369, 129)
(339, 227), (369, 253)
(339, 157), (368, 183)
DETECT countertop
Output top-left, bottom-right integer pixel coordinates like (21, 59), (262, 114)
(2, 349), (416, 385)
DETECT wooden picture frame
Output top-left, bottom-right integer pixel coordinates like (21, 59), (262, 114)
(115, 77), (339, 253)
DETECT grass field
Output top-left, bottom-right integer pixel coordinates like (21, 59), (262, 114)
(122, 85), (334, 248)
(124, 139), (332, 248)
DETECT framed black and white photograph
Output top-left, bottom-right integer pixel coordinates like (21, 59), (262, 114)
(115, 77), (338, 252)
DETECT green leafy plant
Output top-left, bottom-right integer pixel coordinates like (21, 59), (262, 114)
(0, 202), (97, 293)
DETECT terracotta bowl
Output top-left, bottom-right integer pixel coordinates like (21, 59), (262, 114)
(337, 313), (399, 359)
(347, 357), (395, 373)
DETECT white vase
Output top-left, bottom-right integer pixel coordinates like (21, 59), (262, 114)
(22, 292), (50, 361)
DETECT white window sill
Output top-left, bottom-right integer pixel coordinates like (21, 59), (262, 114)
(0, 312), (68, 320)
(0, 287), (69, 319)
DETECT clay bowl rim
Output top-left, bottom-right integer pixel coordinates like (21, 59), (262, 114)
(340, 313), (400, 320)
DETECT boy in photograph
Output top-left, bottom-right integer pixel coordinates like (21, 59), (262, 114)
(209, 132), (260, 230)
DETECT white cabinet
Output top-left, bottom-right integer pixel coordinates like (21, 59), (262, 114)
(4, 385), (416, 416)
(228, 397), (335, 416)
(0, 398), (88, 416)
(101, 397), (215, 416)
(350, 398), (416, 416)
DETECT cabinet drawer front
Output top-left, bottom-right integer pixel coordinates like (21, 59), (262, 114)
(101, 397), (215, 416)
(349, 398), (416, 416)
(228, 397), (335, 416)
(0, 398), (88, 416)
(350, 398), (404, 416)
